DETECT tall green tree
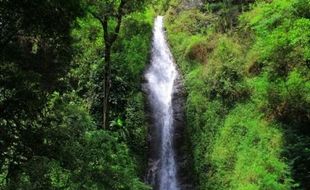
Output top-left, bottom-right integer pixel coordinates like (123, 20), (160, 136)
(87, 0), (149, 128)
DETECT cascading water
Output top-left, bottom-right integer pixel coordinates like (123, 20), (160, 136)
(145, 16), (180, 190)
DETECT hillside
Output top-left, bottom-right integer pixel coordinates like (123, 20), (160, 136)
(0, 0), (309, 189)
(164, 0), (309, 189)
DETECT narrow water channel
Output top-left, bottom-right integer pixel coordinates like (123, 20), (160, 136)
(145, 16), (181, 190)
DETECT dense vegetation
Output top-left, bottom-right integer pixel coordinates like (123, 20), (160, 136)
(165, 0), (309, 189)
(1, 0), (154, 189)
(0, 0), (309, 189)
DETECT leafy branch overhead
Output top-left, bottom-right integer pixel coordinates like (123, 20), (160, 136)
(87, 0), (148, 44)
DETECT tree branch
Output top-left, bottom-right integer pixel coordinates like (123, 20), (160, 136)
(102, 16), (109, 46)
(109, 0), (126, 44)
(90, 11), (110, 46)
(90, 11), (104, 26)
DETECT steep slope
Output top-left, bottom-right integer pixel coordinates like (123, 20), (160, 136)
(164, 0), (310, 189)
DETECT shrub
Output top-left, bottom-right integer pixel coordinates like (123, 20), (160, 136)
(211, 103), (293, 190)
(204, 36), (249, 107)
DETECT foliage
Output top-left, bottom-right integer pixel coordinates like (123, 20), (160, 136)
(165, 0), (309, 189)
(1, 0), (309, 189)
(0, 1), (154, 189)
(211, 103), (293, 190)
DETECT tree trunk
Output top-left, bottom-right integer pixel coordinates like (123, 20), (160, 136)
(103, 44), (111, 129)
(7, 162), (19, 190)
(94, 1), (124, 129)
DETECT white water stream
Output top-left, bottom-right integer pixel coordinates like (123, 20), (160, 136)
(145, 16), (180, 190)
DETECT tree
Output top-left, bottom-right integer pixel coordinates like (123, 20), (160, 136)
(0, 0), (83, 187)
(87, 0), (148, 128)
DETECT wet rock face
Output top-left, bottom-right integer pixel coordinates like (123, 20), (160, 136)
(182, 0), (203, 9)
(172, 74), (194, 190)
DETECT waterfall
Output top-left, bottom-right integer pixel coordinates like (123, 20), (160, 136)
(145, 16), (180, 190)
